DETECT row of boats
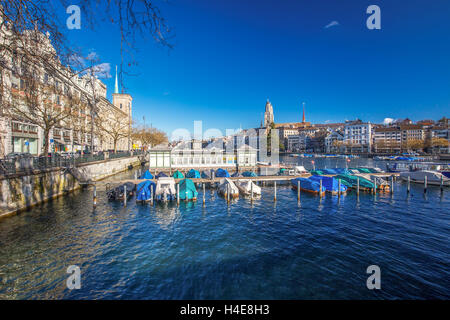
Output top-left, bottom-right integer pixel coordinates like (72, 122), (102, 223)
(107, 169), (262, 202)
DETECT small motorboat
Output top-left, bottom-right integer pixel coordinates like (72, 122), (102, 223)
(354, 173), (391, 191)
(156, 171), (168, 179)
(140, 170), (154, 179)
(231, 171), (243, 177)
(178, 178), (198, 201)
(136, 180), (156, 202)
(236, 179), (261, 198)
(172, 170), (184, 179)
(186, 169), (201, 179)
(242, 171), (257, 177)
(309, 175), (347, 195)
(291, 177), (325, 196)
(215, 168), (231, 178)
(335, 174), (374, 191)
(400, 170), (450, 186)
(155, 177), (177, 202)
(107, 182), (135, 201)
(201, 170), (212, 179)
(217, 178), (239, 199)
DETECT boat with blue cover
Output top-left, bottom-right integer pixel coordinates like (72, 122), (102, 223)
(156, 172), (168, 179)
(309, 175), (347, 194)
(291, 177), (325, 196)
(201, 170), (212, 179)
(215, 168), (230, 178)
(242, 171), (257, 177)
(186, 169), (201, 179)
(136, 180), (156, 202)
(140, 170), (153, 179)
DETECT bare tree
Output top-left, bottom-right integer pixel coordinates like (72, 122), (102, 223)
(4, 56), (77, 155)
(95, 106), (129, 152)
(132, 124), (168, 149)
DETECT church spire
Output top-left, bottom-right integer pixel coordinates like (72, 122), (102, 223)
(302, 102), (305, 123)
(114, 65), (119, 94)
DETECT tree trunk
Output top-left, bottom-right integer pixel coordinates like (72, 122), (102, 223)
(43, 129), (50, 156)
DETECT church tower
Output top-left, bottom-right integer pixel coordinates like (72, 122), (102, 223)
(112, 65), (133, 118)
(263, 99), (274, 127)
(112, 65), (133, 150)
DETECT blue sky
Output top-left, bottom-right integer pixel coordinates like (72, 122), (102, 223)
(63, 0), (450, 136)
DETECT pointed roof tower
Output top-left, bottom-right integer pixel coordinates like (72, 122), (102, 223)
(302, 102), (306, 123)
(114, 65), (119, 94)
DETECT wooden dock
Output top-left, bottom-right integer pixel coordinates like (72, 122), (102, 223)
(85, 172), (400, 188)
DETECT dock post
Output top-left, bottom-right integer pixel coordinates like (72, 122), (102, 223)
(373, 179), (377, 194)
(338, 179), (341, 197)
(356, 177), (360, 196)
(227, 183), (230, 203)
(177, 183), (180, 205)
(251, 182), (253, 202)
(391, 176), (394, 194)
(93, 185), (97, 208)
(319, 179), (323, 198)
(407, 176), (410, 194)
(274, 181), (277, 202)
(441, 175), (444, 194)
(150, 186), (153, 204)
(203, 183), (206, 206)
(185, 190), (188, 202)
(297, 180), (300, 202)
(424, 176), (427, 194)
(123, 185), (127, 206)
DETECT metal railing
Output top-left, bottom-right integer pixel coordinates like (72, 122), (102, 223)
(0, 150), (145, 175)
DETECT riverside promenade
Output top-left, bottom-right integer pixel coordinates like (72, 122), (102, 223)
(0, 151), (145, 218)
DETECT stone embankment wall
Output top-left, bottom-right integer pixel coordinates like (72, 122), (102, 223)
(0, 156), (141, 218)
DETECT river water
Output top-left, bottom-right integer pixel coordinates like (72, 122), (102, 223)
(0, 157), (449, 299)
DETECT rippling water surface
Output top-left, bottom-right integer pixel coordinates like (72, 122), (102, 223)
(0, 158), (449, 299)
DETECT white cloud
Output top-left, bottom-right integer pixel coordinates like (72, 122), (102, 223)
(86, 51), (99, 61)
(383, 118), (395, 125)
(91, 63), (112, 79)
(324, 21), (340, 29)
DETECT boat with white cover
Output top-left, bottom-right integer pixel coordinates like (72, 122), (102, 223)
(399, 170), (450, 186)
(155, 177), (177, 202)
(236, 179), (261, 198)
(217, 178), (239, 199)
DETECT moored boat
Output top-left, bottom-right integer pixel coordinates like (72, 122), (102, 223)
(155, 177), (177, 202)
(309, 175), (347, 195)
(136, 180), (156, 202)
(335, 174), (374, 191)
(107, 182), (135, 201)
(186, 169), (201, 179)
(140, 170), (153, 179)
(236, 179), (261, 198)
(399, 170), (450, 186)
(178, 178), (198, 201)
(172, 170), (184, 179)
(216, 168), (231, 178)
(291, 177), (325, 196)
(217, 178), (239, 198)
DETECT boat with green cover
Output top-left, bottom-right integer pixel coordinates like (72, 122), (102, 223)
(178, 179), (198, 201)
(172, 170), (184, 179)
(335, 174), (374, 190)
